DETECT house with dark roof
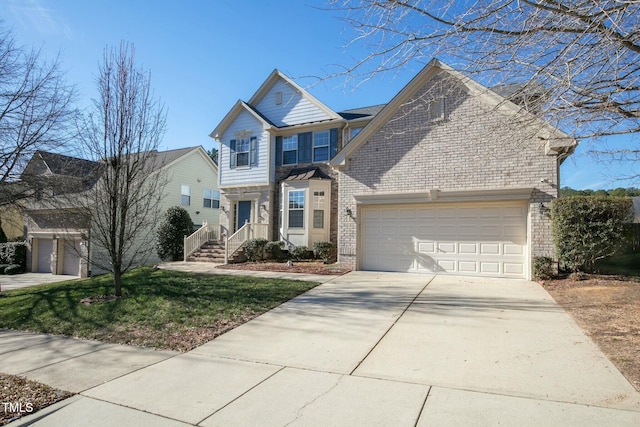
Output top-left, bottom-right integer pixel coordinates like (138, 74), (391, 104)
(22, 146), (218, 277)
(211, 59), (576, 279)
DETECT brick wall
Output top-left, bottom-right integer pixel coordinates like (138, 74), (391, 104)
(337, 71), (560, 271)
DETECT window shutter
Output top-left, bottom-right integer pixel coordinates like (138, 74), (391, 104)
(299, 132), (312, 163)
(229, 139), (236, 168)
(250, 136), (258, 166)
(330, 128), (338, 159)
(275, 136), (283, 166)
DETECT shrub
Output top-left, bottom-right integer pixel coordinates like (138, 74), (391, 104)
(5, 264), (23, 275)
(0, 221), (7, 244)
(0, 264), (9, 274)
(290, 245), (312, 261)
(0, 242), (28, 269)
(532, 256), (554, 280)
(313, 241), (336, 263)
(265, 241), (286, 261)
(552, 196), (634, 273)
(244, 238), (268, 261)
(156, 206), (195, 261)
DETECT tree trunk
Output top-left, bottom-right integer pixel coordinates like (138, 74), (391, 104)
(113, 269), (122, 297)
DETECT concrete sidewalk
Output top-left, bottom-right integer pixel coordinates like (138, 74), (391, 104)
(5, 272), (640, 426)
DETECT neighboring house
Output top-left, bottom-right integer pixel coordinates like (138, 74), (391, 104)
(22, 146), (218, 277)
(212, 58), (576, 279)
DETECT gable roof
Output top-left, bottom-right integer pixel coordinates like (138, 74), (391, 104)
(338, 104), (386, 121)
(248, 69), (342, 122)
(209, 100), (274, 140)
(23, 151), (100, 180)
(330, 58), (577, 167)
(22, 146), (216, 194)
(210, 70), (345, 140)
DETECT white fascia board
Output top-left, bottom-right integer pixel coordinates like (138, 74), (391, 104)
(210, 101), (273, 140)
(353, 188), (534, 205)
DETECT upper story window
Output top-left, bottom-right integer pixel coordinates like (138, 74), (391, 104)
(276, 128), (338, 166)
(230, 136), (257, 168)
(283, 135), (298, 165)
(429, 98), (445, 121)
(350, 127), (362, 139)
(313, 131), (329, 162)
(203, 189), (220, 208)
(181, 185), (190, 206)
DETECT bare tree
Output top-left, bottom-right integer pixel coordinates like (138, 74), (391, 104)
(78, 42), (167, 296)
(0, 26), (77, 206)
(329, 0), (639, 171)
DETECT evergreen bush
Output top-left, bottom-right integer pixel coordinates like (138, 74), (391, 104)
(552, 196), (633, 272)
(244, 238), (268, 261)
(156, 206), (195, 261)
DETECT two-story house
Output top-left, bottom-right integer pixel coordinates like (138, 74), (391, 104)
(211, 59), (576, 279)
(23, 146), (218, 277)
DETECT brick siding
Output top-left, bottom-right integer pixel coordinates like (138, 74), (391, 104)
(337, 71), (560, 271)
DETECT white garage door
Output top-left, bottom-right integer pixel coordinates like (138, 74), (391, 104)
(37, 239), (53, 273)
(361, 202), (528, 278)
(62, 240), (81, 276)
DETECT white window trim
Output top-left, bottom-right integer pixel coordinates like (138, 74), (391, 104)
(181, 185), (191, 206)
(312, 130), (330, 163)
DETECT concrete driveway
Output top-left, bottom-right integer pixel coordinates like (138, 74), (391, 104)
(8, 272), (640, 426)
(0, 273), (78, 291)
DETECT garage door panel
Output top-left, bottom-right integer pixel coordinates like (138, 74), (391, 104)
(362, 201), (528, 278)
(437, 259), (456, 272)
(504, 263), (525, 275)
(480, 243), (501, 255)
(437, 242), (456, 253)
(418, 241), (436, 254)
(458, 261), (479, 273)
(480, 262), (501, 274)
(458, 243), (478, 254)
(504, 244), (524, 255)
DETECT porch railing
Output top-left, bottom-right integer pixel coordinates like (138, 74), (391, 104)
(183, 222), (220, 261)
(225, 222), (269, 262)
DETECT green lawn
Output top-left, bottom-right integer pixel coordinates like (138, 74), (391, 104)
(0, 268), (318, 351)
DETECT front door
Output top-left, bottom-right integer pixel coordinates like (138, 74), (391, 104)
(236, 201), (252, 231)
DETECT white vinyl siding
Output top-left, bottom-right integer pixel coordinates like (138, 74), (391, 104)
(361, 201), (527, 278)
(219, 110), (269, 187)
(256, 79), (333, 127)
(162, 148), (219, 228)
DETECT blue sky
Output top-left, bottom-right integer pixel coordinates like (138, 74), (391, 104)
(1, 0), (636, 190)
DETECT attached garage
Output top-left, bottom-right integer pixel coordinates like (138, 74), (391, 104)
(360, 201), (528, 278)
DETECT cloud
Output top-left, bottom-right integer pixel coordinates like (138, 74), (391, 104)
(8, 0), (72, 39)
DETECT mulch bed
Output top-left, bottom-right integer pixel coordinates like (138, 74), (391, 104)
(0, 374), (72, 425)
(543, 275), (640, 391)
(216, 260), (351, 275)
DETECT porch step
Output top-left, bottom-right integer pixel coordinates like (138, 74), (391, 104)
(186, 241), (247, 263)
(187, 241), (225, 263)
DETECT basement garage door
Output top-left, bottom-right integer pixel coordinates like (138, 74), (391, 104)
(361, 201), (528, 278)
